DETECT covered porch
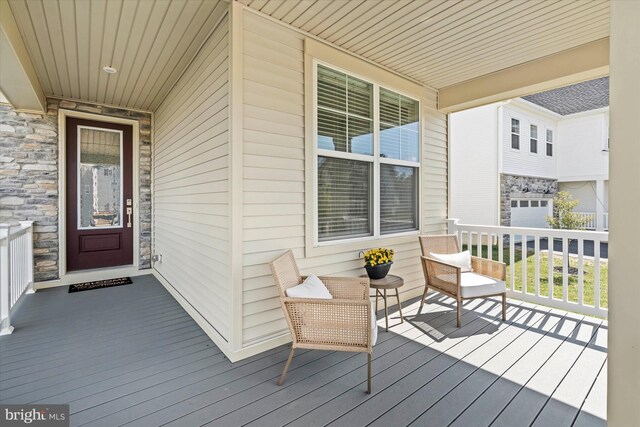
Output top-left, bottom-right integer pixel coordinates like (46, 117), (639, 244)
(0, 275), (606, 426)
(1, 0), (639, 425)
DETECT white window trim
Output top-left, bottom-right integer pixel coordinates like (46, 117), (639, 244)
(546, 128), (554, 157)
(510, 117), (521, 151)
(529, 123), (539, 155)
(312, 59), (421, 247)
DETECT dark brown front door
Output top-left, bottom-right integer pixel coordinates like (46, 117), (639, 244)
(66, 117), (134, 271)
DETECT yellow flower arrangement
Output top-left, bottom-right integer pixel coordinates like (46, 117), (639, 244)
(363, 247), (394, 267)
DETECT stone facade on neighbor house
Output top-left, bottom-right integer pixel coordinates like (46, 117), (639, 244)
(0, 98), (152, 282)
(500, 173), (557, 227)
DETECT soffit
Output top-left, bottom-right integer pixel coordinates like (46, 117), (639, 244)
(8, 0), (227, 111)
(240, 0), (610, 90)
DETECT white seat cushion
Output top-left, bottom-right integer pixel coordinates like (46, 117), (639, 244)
(286, 274), (333, 299)
(460, 272), (506, 298)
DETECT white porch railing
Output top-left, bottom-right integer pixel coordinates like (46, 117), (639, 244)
(448, 219), (608, 318)
(575, 211), (609, 231)
(1, 221), (35, 335)
(575, 212), (597, 229)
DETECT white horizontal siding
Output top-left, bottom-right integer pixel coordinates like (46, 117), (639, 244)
(240, 12), (448, 347)
(556, 112), (609, 181)
(502, 104), (557, 179)
(153, 13), (231, 341)
(449, 104), (500, 226)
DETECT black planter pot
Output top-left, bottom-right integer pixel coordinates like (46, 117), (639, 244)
(365, 262), (392, 280)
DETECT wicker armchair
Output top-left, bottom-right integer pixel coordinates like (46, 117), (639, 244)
(419, 235), (507, 327)
(270, 250), (374, 393)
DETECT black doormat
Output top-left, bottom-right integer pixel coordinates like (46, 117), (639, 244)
(69, 277), (132, 293)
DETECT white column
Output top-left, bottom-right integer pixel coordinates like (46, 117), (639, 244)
(0, 224), (13, 335)
(595, 179), (605, 231)
(609, 1), (640, 425)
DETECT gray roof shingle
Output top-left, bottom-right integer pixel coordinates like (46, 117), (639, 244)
(522, 77), (609, 115)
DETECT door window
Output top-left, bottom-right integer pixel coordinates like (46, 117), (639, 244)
(77, 126), (123, 229)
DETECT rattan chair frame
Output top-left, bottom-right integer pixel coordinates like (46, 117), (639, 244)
(418, 235), (507, 327)
(270, 250), (373, 393)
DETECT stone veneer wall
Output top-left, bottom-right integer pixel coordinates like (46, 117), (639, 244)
(0, 98), (152, 282)
(500, 173), (557, 226)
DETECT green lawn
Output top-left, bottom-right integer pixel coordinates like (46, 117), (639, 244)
(463, 244), (608, 309)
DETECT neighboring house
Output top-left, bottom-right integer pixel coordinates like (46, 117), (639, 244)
(450, 77), (609, 231)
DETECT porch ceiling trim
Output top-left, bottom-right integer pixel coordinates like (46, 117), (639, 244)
(438, 37), (610, 114)
(0, 0), (45, 112)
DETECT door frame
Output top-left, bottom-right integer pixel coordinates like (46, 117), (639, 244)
(57, 109), (140, 283)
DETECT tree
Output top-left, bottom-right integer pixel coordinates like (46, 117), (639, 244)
(546, 191), (588, 231)
(546, 191), (588, 274)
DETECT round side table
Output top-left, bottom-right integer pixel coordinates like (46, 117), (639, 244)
(362, 274), (404, 332)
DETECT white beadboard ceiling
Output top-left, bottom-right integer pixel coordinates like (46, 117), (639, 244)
(239, 0), (610, 90)
(8, 0), (609, 111)
(7, 0), (227, 111)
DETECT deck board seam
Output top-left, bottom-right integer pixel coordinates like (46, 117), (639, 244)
(363, 303), (552, 427)
(220, 299), (523, 427)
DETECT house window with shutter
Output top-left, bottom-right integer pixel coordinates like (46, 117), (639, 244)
(315, 63), (420, 243)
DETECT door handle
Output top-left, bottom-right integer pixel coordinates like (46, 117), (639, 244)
(126, 199), (132, 228)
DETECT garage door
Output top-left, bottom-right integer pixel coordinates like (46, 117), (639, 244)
(510, 199), (552, 229)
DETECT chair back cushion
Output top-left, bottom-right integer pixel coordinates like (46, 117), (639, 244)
(429, 250), (472, 272)
(286, 275), (333, 299)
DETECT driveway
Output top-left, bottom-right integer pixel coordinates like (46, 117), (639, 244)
(523, 237), (608, 259)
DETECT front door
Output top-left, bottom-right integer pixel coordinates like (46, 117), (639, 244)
(66, 118), (134, 271)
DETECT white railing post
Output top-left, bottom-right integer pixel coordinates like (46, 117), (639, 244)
(595, 179), (605, 231)
(447, 218), (459, 235)
(0, 224), (13, 335)
(19, 221), (35, 294)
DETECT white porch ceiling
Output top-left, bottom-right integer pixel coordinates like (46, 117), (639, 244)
(7, 0), (227, 111)
(6, 0), (610, 111)
(239, 0), (610, 90)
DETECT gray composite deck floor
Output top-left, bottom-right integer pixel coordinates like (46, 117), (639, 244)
(0, 275), (607, 427)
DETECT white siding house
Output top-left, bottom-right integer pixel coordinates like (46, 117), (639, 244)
(500, 101), (558, 179)
(236, 11), (448, 353)
(146, 6), (449, 359)
(451, 79), (609, 231)
(557, 107), (610, 229)
(450, 104), (500, 227)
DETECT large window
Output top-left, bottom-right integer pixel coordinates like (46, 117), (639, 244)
(511, 118), (520, 150)
(316, 64), (420, 243)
